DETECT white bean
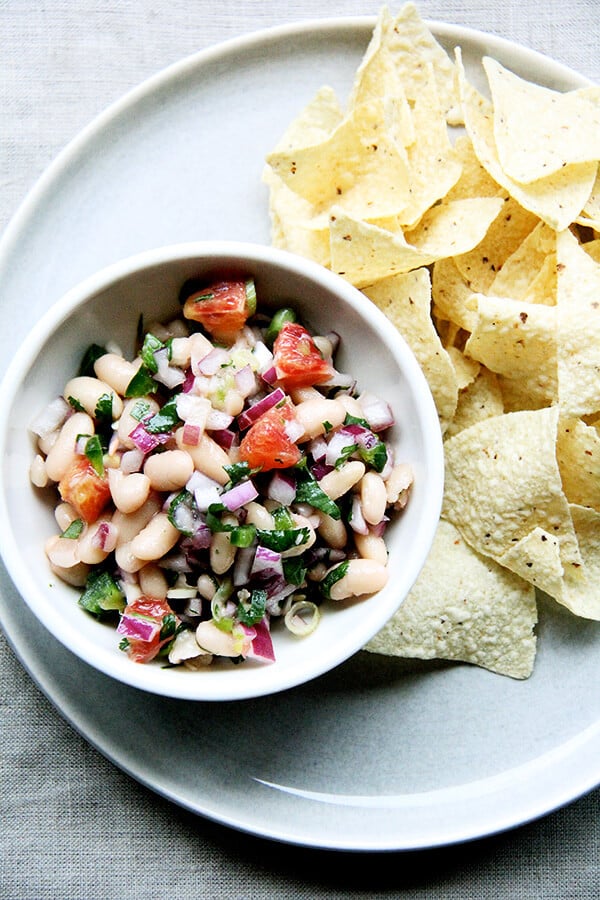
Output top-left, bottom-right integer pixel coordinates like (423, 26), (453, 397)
(294, 397), (346, 441)
(45, 412), (94, 482)
(197, 573), (218, 600)
(114, 542), (146, 574)
(55, 502), (78, 532)
(94, 353), (141, 396)
(317, 511), (347, 550)
(130, 512), (180, 561)
(195, 620), (250, 657)
(354, 532), (388, 566)
(385, 463), (414, 507)
(175, 429), (230, 484)
(143, 449), (194, 492)
(77, 519), (114, 565)
(328, 558), (389, 600)
(139, 563), (169, 599)
(49, 559), (90, 587)
(112, 493), (162, 546)
(210, 529), (237, 575)
(245, 501), (275, 530)
(63, 375), (123, 420)
(45, 534), (80, 569)
(281, 513), (316, 557)
(359, 472), (388, 526)
(108, 468), (151, 514)
(335, 393), (364, 418)
(29, 454), (48, 488)
(318, 460), (365, 500)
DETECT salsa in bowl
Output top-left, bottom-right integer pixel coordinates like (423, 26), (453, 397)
(0, 242), (443, 700)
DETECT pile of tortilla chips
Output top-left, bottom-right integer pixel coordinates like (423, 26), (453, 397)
(264, 3), (600, 678)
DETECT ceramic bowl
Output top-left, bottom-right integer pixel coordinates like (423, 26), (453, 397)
(0, 241), (443, 700)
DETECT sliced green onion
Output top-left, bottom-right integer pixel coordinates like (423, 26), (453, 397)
(245, 279), (257, 316)
(61, 519), (84, 540)
(284, 600), (321, 636)
(265, 307), (297, 346)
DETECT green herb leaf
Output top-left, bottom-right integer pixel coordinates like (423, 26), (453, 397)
(282, 557), (307, 586)
(125, 365), (157, 398)
(67, 395), (85, 413)
(145, 396), (182, 433)
(61, 519), (84, 540)
(130, 399), (151, 421)
(256, 527), (310, 552)
(237, 588), (267, 626)
(94, 392), (114, 424)
(294, 478), (341, 520)
(223, 461), (252, 486)
(83, 434), (105, 476)
(78, 344), (108, 377)
(358, 439), (388, 473)
(141, 333), (164, 373)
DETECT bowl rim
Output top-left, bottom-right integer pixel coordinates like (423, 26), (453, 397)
(0, 240), (444, 701)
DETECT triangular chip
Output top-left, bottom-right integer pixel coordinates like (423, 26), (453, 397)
(464, 294), (557, 406)
(484, 56), (600, 184)
(329, 198), (504, 287)
(556, 417), (600, 512)
(364, 518), (537, 679)
(456, 49), (597, 232)
(488, 221), (557, 302)
(556, 228), (600, 417)
(442, 406), (582, 576)
(362, 268), (458, 432)
(445, 366), (504, 439)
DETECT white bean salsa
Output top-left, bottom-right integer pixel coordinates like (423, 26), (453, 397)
(29, 276), (413, 668)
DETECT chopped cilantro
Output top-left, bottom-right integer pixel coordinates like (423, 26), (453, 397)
(319, 560), (349, 599)
(237, 588), (267, 626)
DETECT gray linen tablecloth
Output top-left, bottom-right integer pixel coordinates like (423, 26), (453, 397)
(1, 1), (599, 897)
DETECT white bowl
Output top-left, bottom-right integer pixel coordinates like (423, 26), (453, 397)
(0, 241), (443, 701)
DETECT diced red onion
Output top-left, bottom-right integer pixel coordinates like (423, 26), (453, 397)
(206, 408), (234, 430)
(247, 617), (275, 662)
(308, 435), (327, 462)
(233, 546), (256, 586)
(129, 423), (168, 454)
(234, 364), (257, 398)
(349, 494), (369, 535)
(371, 516), (389, 538)
(311, 461), (333, 481)
(209, 428), (236, 450)
(357, 391), (395, 432)
(197, 347), (229, 375)
(91, 521), (117, 552)
(152, 348), (186, 389)
(283, 417), (304, 444)
(261, 365), (278, 385)
(220, 479), (258, 511)
(182, 369), (195, 393)
(180, 423), (199, 446)
(117, 613), (160, 643)
(186, 470), (222, 511)
(120, 448), (145, 474)
(29, 396), (70, 438)
(237, 387), (285, 430)
(251, 545), (283, 578)
(267, 471), (296, 506)
(325, 429), (359, 467)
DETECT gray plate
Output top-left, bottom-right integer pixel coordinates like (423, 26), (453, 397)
(1, 17), (599, 851)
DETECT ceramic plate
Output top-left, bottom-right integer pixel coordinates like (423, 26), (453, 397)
(1, 17), (599, 851)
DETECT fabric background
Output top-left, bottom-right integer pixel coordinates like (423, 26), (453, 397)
(1, 1), (599, 897)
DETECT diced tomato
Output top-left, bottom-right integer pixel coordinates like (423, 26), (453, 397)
(58, 456), (111, 524)
(121, 596), (177, 664)
(182, 279), (255, 342)
(273, 322), (333, 390)
(238, 399), (301, 471)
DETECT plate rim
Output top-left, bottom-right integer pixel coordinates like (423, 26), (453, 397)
(0, 13), (598, 852)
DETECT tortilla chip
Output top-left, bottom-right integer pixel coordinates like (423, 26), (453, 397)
(362, 268), (458, 432)
(456, 49), (598, 232)
(446, 345), (480, 390)
(556, 228), (600, 417)
(464, 294), (557, 406)
(269, 85), (343, 152)
(329, 198), (504, 287)
(453, 196), (539, 294)
(384, 2), (461, 124)
(484, 56), (600, 184)
(431, 257), (479, 332)
(488, 221), (557, 302)
(364, 518), (537, 679)
(442, 406), (581, 577)
(556, 417), (600, 512)
(445, 366), (504, 438)
(266, 97), (412, 220)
